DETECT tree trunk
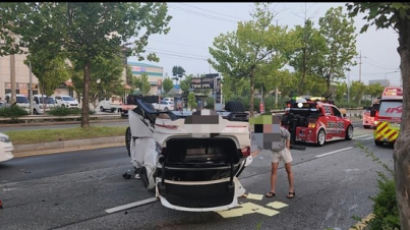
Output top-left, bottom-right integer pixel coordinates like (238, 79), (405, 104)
(81, 62), (90, 128)
(250, 69), (255, 117)
(394, 20), (410, 230)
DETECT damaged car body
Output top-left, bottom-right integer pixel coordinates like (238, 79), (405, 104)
(126, 99), (252, 212)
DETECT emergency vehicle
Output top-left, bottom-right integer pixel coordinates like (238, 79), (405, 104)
(363, 101), (380, 129)
(374, 87), (402, 146)
(282, 97), (353, 146)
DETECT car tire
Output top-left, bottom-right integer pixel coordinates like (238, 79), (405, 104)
(345, 125), (353, 140)
(100, 106), (104, 112)
(33, 109), (38, 115)
(375, 140), (383, 146)
(125, 127), (131, 157)
(317, 129), (326, 146)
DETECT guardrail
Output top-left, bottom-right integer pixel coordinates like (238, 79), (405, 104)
(0, 114), (121, 123)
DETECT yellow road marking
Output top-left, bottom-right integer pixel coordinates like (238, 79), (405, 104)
(216, 202), (280, 218)
(349, 213), (375, 230)
(266, 201), (288, 209)
(246, 193), (264, 201)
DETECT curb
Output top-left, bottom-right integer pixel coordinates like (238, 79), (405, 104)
(0, 118), (126, 128)
(13, 136), (125, 158)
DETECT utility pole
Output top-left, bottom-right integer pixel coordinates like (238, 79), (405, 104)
(29, 61), (33, 115)
(359, 51), (362, 82)
(10, 54), (16, 104)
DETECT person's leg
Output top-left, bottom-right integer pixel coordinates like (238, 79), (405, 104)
(285, 163), (295, 196)
(270, 162), (279, 193)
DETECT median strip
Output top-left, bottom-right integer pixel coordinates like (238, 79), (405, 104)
(315, 147), (354, 158)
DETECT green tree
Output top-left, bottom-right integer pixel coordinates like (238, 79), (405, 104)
(180, 74), (193, 97)
(287, 19), (327, 94)
(0, 3), (171, 127)
(347, 4), (410, 227)
(209, 3), (288, 116)
(187, 91), (197, 110)
(72, 55), (124, 108)
(319, 6), (358, 96)
(132, 73), (151, 95)
(334, 82), (348, 104)
(350, 80), (366, 106)
(172, 66), (185, 85)
(366, 83), (384, 102)
(162, 78), (173, 95)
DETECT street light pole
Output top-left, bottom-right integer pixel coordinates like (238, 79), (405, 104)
(29, 61), (33, 115)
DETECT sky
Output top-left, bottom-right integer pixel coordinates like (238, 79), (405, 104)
(128, 2), (402, 87)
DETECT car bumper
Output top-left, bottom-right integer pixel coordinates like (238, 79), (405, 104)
(0, 142), (14, 162)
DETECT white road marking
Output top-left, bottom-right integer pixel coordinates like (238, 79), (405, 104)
(363, 136), (374, 140)
(315, 147), (354, 158)
(105, 197), (158, 214)
(354, 134), (371, 139)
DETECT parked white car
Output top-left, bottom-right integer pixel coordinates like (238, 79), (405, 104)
(5, 94), (30, 112)
(0, 132), (14, 163)
(98, 99), (121, 113)
(152, 100), (174, 111)
(33, 95), (56, 114)
(54, 95), (80, 108)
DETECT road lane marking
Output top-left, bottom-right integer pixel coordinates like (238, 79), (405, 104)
(266, 201), (288, 209)
(349, 213), (375, 230)
(362, 136), (374, 140)
(105, 197), (158, 214)
(315, 147), (354, 158)
(354, 134), (371, 139)
(245, 193), (263, 201)
(216, 202), (280, 218)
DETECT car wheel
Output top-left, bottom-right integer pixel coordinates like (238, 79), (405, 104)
(33, 109), (38, 115)
(375, 140), (383, 146)
(125, 127), (131, 157)
(345, 125), (353, 140)
(317, 129), (326, 146)
(100, 106), (104, 112)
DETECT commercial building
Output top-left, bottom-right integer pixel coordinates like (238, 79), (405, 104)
(128, 61), (163, 95)
(0, 53), (75, 100)
(191, 73), (222, 105)
(369, 79), (390, 87)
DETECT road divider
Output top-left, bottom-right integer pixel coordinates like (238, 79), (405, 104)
(315, 147), (354, 158)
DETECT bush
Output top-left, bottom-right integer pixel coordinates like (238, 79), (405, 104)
(0, 105), (28, 117)
(205, 97), (215, 109)
(48, 107), (81, 116)
(367, 177), (400, 230)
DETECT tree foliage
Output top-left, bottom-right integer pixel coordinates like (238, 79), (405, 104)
(132, 73), (151, 95)
(0, 2), (171, 127)
(172, 66), (185, 83)
(162, 78), (173, 95)
(187, 91), (197, 110)
(209, 3), (288, 116)
(319, 6), (358, 94)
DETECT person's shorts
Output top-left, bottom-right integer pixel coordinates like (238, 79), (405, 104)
(271, 148), (293, 164)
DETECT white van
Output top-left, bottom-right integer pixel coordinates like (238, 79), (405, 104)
(54, 95), (80, 108)
(33, 95), (56, 114)
(5, 94), (30, 113)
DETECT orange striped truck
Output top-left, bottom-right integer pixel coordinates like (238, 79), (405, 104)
(374, 87), (403, 146)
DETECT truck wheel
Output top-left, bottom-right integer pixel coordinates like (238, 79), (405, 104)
(345, 125), (353, 140)
(375, 140), (383, 146)
(125, 127), (131, 157)
(317, 129), (326, 146)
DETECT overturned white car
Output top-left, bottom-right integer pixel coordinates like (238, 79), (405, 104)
(125, 99), (252, 212)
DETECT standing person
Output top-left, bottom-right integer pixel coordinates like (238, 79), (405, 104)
(250, 115), (295, 199)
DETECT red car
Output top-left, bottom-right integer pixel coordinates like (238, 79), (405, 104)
(282, 101), (353, 146)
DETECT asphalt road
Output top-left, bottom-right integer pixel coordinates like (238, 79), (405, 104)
(0, 127), (395, 230)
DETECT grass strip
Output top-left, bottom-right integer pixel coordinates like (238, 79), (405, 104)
(5, 126), (127, 145)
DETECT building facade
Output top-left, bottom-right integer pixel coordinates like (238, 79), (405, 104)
(128, 61), (163, 95)
(191, 73), (222, 104)
(0, 53), (75, 100)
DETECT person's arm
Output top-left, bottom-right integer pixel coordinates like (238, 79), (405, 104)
(286, 138), (290, 149)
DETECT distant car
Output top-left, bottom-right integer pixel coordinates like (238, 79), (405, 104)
(153, 100), (174, 111)
(33, 95), (56, 114)
(98, 99), (121, 113)
(5, 94), (30, 113)
(0, 132), (14, 163)
(54, 95), (80, 108)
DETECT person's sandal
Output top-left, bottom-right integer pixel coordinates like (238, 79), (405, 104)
(265, 192), (276, 198)
(287, 191), (295, 199)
